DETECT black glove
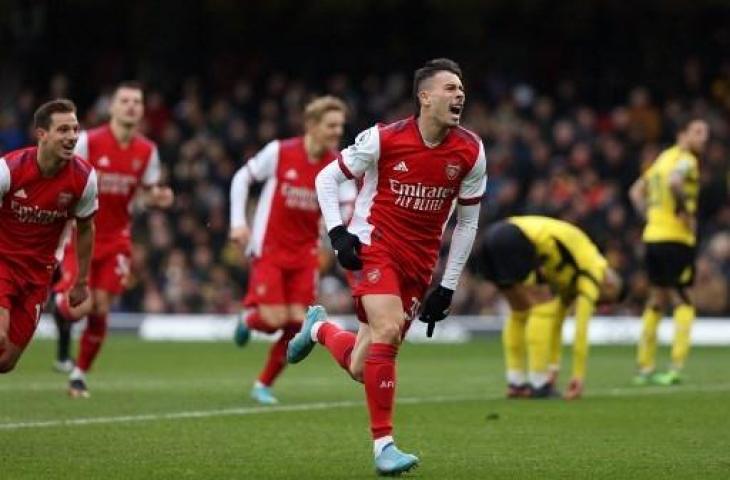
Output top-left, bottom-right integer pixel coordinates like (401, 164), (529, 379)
(419, 285), (454, 337)
(328, 225), (363, 271)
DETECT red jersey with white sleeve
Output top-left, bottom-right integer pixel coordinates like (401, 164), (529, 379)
(338, 116), (486, 275)
(231, 137), (342, 269)
(74, 125), (160, 256)
(0, 147), (98, 285)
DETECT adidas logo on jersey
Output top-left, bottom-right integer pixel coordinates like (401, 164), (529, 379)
(393, 161), (409, 172)
(13, 189), (27, 198)
(284, 168), (298, 180)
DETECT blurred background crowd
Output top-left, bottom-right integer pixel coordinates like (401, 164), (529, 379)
(0, 1), (728, 316)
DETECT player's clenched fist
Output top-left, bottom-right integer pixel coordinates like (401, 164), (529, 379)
(68, 282), (90, 308)
(328, 225), (362, 270)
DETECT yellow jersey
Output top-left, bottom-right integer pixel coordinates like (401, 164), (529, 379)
(508, 216), (608, 302)
(642, 145), (699, 245)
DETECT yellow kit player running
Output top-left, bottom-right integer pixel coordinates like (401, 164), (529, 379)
(477, 216), (623, 400)
(629, 118), (709, 386)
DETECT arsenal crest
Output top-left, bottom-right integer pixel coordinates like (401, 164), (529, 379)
(445, 163), (461, 180)
(57, 192), (73, 207)
(366, 268), (381, 284)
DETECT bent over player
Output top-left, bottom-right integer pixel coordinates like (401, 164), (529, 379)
(287, 59), (486, 475)
(0, 99), (97, 373)
(229, 96), (354, 405)
(477, 216), (623, 400)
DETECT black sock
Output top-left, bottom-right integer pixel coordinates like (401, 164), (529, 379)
(55, 311), (72, 361)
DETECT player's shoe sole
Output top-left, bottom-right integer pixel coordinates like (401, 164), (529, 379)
(286, 305), (326, 364)
(374, 443), (420, 476)
(506, 383), (530, 398)
(68, 378), (90, 399)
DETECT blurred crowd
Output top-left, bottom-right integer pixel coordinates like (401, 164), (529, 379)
(0, 58), (728, 316)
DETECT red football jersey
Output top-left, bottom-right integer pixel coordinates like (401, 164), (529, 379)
(338, 116), (486, 274)
(74, 125), (160, 255)
(0, 147), (98, 284)
(242, 137), (339, 268)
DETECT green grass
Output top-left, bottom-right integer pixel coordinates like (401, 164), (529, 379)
(2, 336), (729, 479)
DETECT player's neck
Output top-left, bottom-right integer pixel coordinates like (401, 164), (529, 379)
(110, 119), (137, 147)
(36, 147), (66, 177)
(416, 115), (449, 147)
(304, 135), (326, 160)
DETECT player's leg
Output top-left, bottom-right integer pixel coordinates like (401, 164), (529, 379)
(526, 298), (561, 398)
(547, 300), (567, 386)
(360, 293), (418, 475)
(251, 304), (304, 405)
(0, 306), (22, 373)
(659, 247), (697, 384)
(502, 308), (529, 397)
(69, 288), (112, 397)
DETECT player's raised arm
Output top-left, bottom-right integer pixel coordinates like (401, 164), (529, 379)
(316, 126), (379, 270)
(229, 140), (280, 249)
(420, 141), (487, 335)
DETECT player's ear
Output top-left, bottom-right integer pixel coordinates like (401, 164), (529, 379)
(35, 127), (48, 142)
(418, 89), (430, 108)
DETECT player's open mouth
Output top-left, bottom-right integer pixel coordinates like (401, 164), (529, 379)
(449, 105), (463, 115)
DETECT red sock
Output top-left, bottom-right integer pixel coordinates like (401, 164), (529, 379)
(364, 343), (398, 439)
(245, 310), (278, 334)
(76, 313), (108, 372)
(258, 322), (299, 386)
(317, 322), (356, 371)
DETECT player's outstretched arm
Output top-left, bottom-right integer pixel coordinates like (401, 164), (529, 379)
(420, 203), (480, 336)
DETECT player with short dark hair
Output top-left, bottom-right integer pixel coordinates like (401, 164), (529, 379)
(287, 58), (487, 475)
(229, 95), (355, 405)
(0, 99), (98, 373)
(477, 216), (623, 400)
(629, 117), (708, 386)
(53, 82), (174, 397)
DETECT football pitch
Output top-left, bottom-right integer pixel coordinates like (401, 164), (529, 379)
(2, 336), (728, 479)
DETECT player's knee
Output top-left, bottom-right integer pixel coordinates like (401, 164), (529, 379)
(371, 322), (403, 345)
(260, 309), (288, 329)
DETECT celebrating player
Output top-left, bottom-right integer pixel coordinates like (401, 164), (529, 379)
(629, 117), (708, 386)
(54, 82), (174, 397)
(229, 96), (355, 405)
(477, 216), (623, 400)
(0, 99), (98, 373)
(286, 59), (486, 475)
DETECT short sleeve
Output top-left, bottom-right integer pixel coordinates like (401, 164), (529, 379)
(142, 145), (161, 185)
(458, 140), (487, 205)
(74, 169), (99, 219)
(338, 126), (380, 179)
(0, 157), (10, 203)
(246, 140), (280, 181)
(74, 131), (89, 160)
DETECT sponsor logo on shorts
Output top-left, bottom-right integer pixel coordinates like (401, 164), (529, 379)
(366, 268), (381, 284)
